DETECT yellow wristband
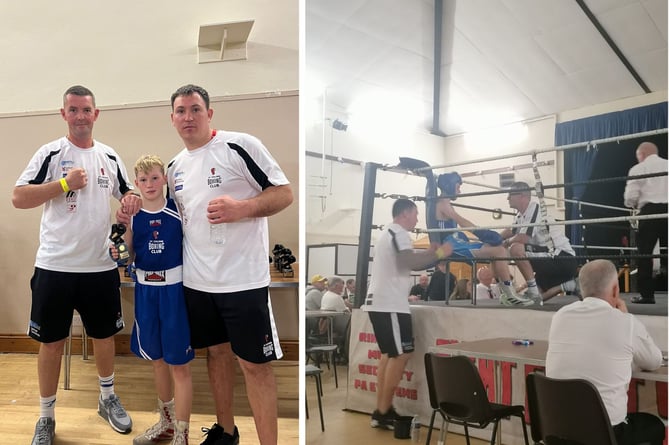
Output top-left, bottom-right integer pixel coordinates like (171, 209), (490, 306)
(59, 178), (70, 193)
(435, 247), (446, 259)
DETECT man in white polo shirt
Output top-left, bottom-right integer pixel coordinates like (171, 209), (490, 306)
(546, 259), (664, 445)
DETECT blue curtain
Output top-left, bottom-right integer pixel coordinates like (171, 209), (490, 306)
(556, 102), (667, 246)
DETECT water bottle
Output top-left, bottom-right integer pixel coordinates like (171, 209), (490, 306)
(411, 415), (421, 442)
(210, 223), (227, 245)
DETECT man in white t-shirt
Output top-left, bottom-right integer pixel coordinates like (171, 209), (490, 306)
(13, 85), (140, 444)
(166, 84), (293, 445)
(500, 181), (579, 305)
(546, 259), (664, 445)
(363, 199), (452, 430)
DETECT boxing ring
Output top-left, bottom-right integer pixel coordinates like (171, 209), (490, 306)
(347, 129), (668, 443)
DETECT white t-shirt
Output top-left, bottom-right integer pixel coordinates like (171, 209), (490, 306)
(513, 200), (575, 256)
(167, 130), (289, 293)
(363, 222), (413, 314)
(15, 137), (132, 272)
(546, 297), (663, 425)
(320, 290), (349, 312)
(624, 154), (668, 209)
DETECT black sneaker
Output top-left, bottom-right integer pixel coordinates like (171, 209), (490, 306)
(370, 407), (399, 430)
(215, 426), (239, 445)
(200, 423), (223, 445)
(200, 423), (240, 445)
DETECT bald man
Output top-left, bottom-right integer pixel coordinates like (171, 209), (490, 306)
(546, 259), (664, 445)
(624, 141), (668, 304)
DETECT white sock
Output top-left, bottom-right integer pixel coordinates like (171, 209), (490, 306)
(40, 395), (56, 419)
(99, 373), (115, 400)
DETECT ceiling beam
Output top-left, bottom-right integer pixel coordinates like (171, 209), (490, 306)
(575, 0), (651, 94)
(431, 0), (447, 137)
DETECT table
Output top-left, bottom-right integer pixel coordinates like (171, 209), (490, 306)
(305, 310), (341, 345)
(428, 337), (668, 443)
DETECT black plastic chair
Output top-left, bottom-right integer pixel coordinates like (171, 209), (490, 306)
(305, 364), (325, 431)
(526, 372), (617, 445)
(424, 353), (529, 445)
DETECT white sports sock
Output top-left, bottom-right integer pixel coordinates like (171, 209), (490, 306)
(99, 373), (115, 400)
(40, 395), (56, 419)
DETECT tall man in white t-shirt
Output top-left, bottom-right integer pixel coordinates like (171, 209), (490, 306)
(623, 141), (668, 304)
(166, 84), (293, 445)
(500, 181), (579, 304)
(13, 85), (140, 444)
(363, 199), (452, 429)
(546, 259), (664, 445)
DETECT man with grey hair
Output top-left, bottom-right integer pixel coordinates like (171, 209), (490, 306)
(500, 181), (579, 304)
(546, 259), (664, 445)
(624, 141), (668, 304)
(320, 276), (349, 312)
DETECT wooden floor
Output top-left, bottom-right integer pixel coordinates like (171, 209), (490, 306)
(0, 353), (297, 445)
(306, 363), (488, 445)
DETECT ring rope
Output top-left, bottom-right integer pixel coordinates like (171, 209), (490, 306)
(419, 213), (667, 234)
(412, 128), (668, 172)
(572, 245), (667, 251)
(446, 253), (666, 262)
(423, 171), (667, 201)
(462, 179), (632, 213)
(373, 192), (516, 216)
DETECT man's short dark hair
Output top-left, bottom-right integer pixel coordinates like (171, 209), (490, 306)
(64, 85), (95, 107)
(392, 198), (416, 218)
(508, 181), (532, 196)
(171, 84), (210, 110)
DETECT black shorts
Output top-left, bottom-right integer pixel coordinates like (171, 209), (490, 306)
(183, 286), (282, 364)
(29, 267), (123, 342)
(367, 312), (414, 358)
(529, 251), (578, 290)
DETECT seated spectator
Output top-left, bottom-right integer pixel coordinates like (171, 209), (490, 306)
(320, 276), (351, 359)
(546, 259), (664, 445)
(321, 276), (350, 313)
(306, 274), (328, 336)
(343, 278), (356, 308)
(426, 261), (457, 301)
(305, 274), (327, 311)
(408, 274), (429, 302)
(449, 278), (472, 300)
(475, 266), (501, 300)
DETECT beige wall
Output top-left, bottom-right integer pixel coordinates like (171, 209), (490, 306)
(4, 92), (298, 337)
(0, 0), (298, 113)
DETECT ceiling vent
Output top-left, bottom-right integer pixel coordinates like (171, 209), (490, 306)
(197, 20), (254, 64)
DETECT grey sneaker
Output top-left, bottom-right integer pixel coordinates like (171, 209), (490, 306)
(31, 417), (55, 445)
(98, 394), (133, 434)
(500, 287), (535, 307)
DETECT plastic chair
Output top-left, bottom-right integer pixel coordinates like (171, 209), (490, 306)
(424, 353), (529, 445)
(306, 344), (338, 388)
(526, 372), (617, 445)
(305, 364), (325, 431)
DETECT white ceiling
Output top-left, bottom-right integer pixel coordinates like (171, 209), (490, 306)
(306, 0), (668, 136)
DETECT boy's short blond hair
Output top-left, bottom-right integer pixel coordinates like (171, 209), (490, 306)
(134, 155), (165, 177)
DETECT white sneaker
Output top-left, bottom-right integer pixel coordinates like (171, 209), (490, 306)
(500, 287), (535, 307)
(170, 420), (189, 445)
(525, 287), (543, 306)
(133, 399), (175, 445)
